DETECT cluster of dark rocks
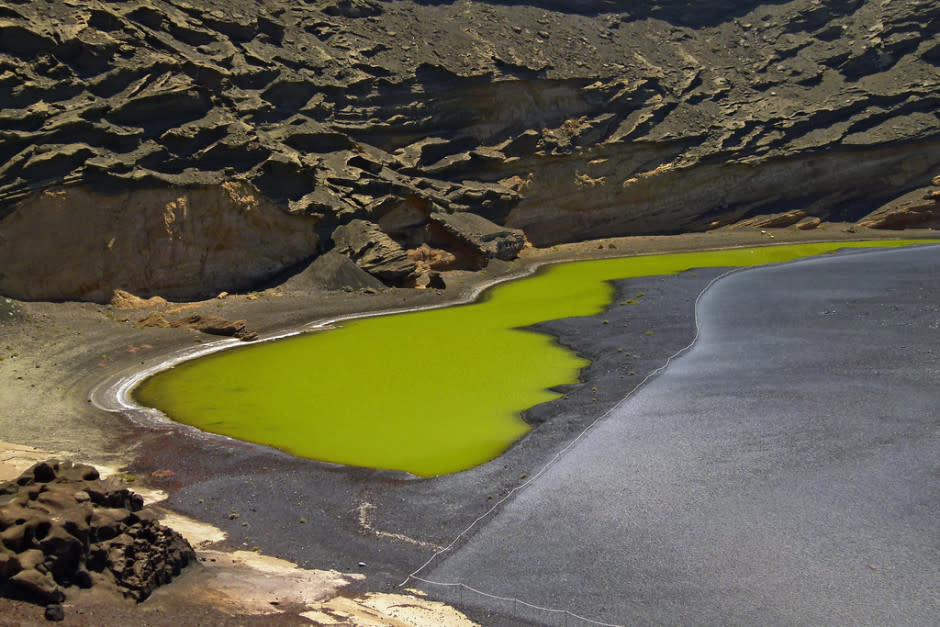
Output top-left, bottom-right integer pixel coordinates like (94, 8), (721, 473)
(0, 460), (195, 608)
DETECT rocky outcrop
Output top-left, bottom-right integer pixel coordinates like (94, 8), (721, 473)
(0, 460), (194, 605)
(858, 178), (940, 229)
(0, 182), (319, 302)
(796, 217), (822, 230)
(732, 210), (808, 229)
(138, 312), (258, 340)
(0, 0), (936, 300)
(331, 219), (418, 284)
(428, 211), (527, 264)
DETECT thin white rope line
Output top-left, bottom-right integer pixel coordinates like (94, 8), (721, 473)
(402, 244), (940, 617)
(409, 575), (624, 627)
(399, 267), (747, 625)
(401, 267), (737, 577)
(404, 244), (938, 588)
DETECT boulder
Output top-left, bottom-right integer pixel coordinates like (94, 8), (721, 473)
(796, 217), (822, 230)
(407, 244), (458, 273)
(415, 271), (446, 290)
(427, 211), (526, 262)
(331, 220), (419, 285)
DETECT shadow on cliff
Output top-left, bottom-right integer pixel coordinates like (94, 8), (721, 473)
(409, 0), (793, 25)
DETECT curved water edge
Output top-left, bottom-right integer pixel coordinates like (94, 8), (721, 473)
(89, 259), (550, 428)
(415, 242), (940, 626)
(89, 239), (937, 475)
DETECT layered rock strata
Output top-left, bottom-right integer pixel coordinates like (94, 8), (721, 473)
(0, 0), (936, 300)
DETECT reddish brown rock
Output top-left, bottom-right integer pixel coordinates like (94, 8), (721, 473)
(734, 210), (807, 229)
(858, 186), (940, 230)
(796, 217), (822, 230)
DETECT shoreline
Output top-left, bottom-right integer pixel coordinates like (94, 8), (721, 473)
(419, 244), (940, 626)
(91, 227), (938, 438)
(0, 225), (937, 623)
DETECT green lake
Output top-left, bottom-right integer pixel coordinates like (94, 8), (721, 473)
(134, 240), (932, 476)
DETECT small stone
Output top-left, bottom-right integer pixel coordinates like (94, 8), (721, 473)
(358, 561), (366, 568)
(44, 604), (65, 622)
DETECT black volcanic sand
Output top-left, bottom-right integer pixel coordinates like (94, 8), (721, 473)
(125, 266), (729, 597)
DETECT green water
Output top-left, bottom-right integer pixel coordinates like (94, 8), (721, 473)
(135, 240), (933, 476)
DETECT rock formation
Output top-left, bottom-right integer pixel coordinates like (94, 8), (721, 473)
(0, 0), (936, 300)
(0, 182), (319, 302)
(858, 175), (940, 229)
(138, 311), (259, 340)
(0, 460), (194, 606)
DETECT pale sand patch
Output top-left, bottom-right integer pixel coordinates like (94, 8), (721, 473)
(177, 550), (476, 624)
(151, 506), (228, 548)
(188, 550), (361, 615)
(302, 590), (478, 626)
(0, 440), (69, 481)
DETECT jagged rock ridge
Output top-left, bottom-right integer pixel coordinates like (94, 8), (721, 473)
(0, 0), (936, 300)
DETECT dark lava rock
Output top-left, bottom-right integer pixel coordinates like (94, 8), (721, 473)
(44, 603), (65, 621)
(320, 0), (382, 18)
(0, 460), (195, 606)
(427, 271), (446, 290)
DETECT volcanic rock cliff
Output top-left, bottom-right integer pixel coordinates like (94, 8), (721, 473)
(0, 0), (937, 301)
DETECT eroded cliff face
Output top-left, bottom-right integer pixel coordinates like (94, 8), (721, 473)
(0, 182), (318, 302)
(0, 0), (937, 299)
